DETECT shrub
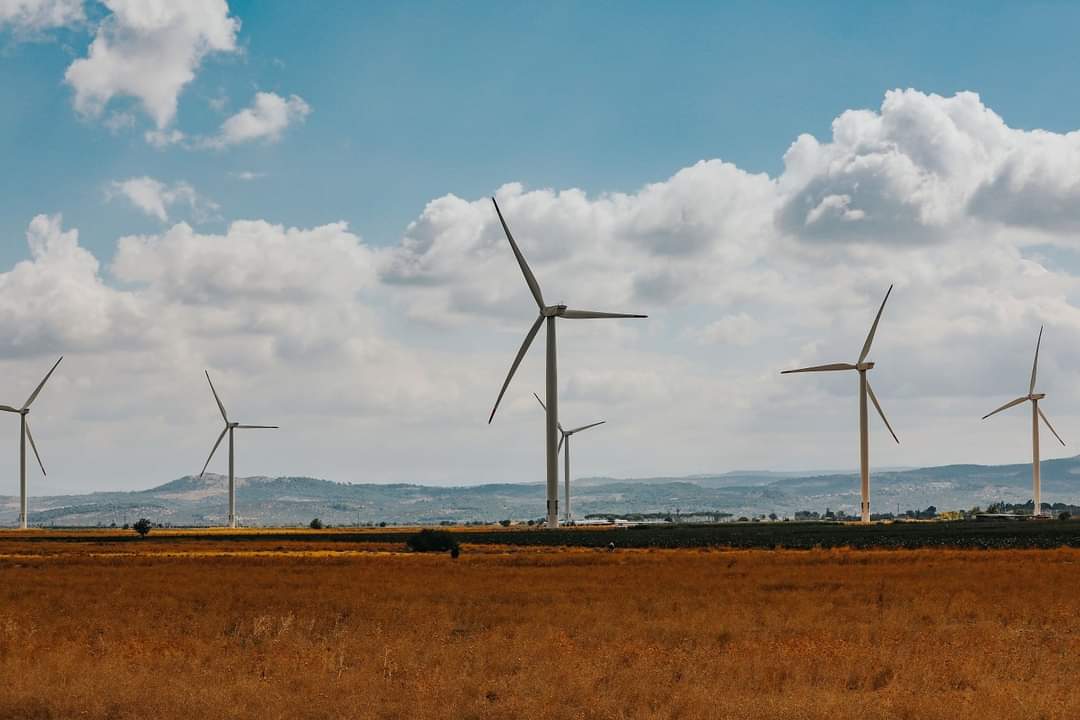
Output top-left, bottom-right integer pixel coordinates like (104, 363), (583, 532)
(309, 518), (323, 530)
(1059, 511), (1072, 521)
(406, 528), (460, 555)
(133, 519), (152, 537)
(499, 519), (512, 527)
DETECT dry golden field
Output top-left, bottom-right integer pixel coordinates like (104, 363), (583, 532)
(1, 534), (1078, 719)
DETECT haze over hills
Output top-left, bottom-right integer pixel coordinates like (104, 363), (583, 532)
(2, 457), (1079, 527)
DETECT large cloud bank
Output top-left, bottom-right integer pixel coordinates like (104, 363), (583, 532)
(6, 90), (1080, 503)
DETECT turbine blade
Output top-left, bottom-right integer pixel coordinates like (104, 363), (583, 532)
(0, 405), (21, 413)
(236, 425), (278, 429)
(561, 309), (647, 319)
(200, 427), (228, 477)
(22, 356), (62, 410)
(865, 380), (899, 444)
(981, 396), (1029, 420)
(1038, 407), (1066, 446)
(780, 363), (856, 374)
(557, 433), (565, 454)
(533, 392), (563, 432)
(488, 315), (544, 423)
(567, 420), (605, 435)
(24, 420), (45, 476)
(492, 198), (545, 309)
(858, 285), (893, 364)
(205, 371), (229, 423)
(1030, 325), (1043, 395)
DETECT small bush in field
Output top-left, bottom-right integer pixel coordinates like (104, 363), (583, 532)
(309, 518), (323, 530)
(406, 528), (460, 555)
(133, 519), (152, 537)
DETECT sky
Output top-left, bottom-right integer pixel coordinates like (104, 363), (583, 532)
(4, 1), (1080, 496)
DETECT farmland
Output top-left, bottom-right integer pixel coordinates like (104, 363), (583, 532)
(1, 530), (1079, 719)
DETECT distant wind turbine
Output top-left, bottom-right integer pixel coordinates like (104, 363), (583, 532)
(981, 326), (1065, 517)
(1, 357), (62, 529)
(781, 286), (900, 524)
(533, 393), (605, 524)
(487, 198), (647, 527)
(199, 371), (278, 528)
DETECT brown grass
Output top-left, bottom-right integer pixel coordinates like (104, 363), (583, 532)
(1, 535), (1078, 719)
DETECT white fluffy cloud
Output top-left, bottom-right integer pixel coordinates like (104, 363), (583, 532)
(205, 92), (311, 148)
(0, 0), (82, 31)
(0, 215), (145, 356)
(11, 89), (1080, 501)
(374, 89), (1080, 489)
(108, 176), (217, 222)
(64, 0), (239, 129)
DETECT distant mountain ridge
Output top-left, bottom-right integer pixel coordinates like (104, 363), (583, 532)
(3, 456), (1080, 527)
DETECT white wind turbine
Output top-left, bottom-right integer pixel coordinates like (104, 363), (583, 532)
(199, 371), (278, 528)
(1, 357), (62, 529)
(533, 393), (605, 524)
(981, 326), (1065, 517)
(487, 198), (647, 528)
(781, 286), (900, 523)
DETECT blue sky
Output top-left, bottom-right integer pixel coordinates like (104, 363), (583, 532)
(4, 1), (1080, 506)
(6, 1), (1080, 265)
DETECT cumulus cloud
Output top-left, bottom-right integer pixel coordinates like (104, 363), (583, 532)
(690, 313), (763, 347)
(64, 0), (239, 129)
(12, 88), (1080, 500)
(0, 0), (82, 32)
(0, 215), (145, 356)
(205, 92), (311, 148)
(373, 89), (1080, 488)
(108, 176), (217, 223)
(112, 219), (377, 306)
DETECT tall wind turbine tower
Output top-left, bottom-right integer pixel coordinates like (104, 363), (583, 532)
(981, 326), (1065, 517)
(487, 198), (647, 527)
(533, 393), (605, 523)
(781, 286), (900, 523)
(199, 371), (278, 528)
(0, 357), (62, 529)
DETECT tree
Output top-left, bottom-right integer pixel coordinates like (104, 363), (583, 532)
(133, 518), (152, 537)
(768, 513), (778, 521)
(1059, 511), (1072, 521)
(309, 518), (323, 530)
(499, 519), (512, 527)
(406, 529), (460, 556)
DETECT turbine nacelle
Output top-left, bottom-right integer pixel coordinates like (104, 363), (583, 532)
(1029, 393), (1046, 401)
(542, 305), (568, 317)
(856, 362), (875, 371)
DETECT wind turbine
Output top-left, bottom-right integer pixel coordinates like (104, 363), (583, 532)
(1, 357), (62, 529)
(781, 286), (899, 524)
(981, 326), (1065, 517)
(199, 371), (278, 528)
(487, 198), (647, 527)
(533, 393), (604, 524)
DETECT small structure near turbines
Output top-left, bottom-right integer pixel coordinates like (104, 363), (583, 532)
(1, 357), (62, 529)
(981, 326), (1065, 517)
(199, 371), (278, 528)
(533, 392), (605, 524)
(487, 197), (646, 527)
(781, 286), (900, 524)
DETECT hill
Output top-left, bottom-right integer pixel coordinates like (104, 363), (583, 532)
(3, 456), (1079, 526)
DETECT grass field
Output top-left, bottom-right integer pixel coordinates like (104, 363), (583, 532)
(1, 532), (1079, 719)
